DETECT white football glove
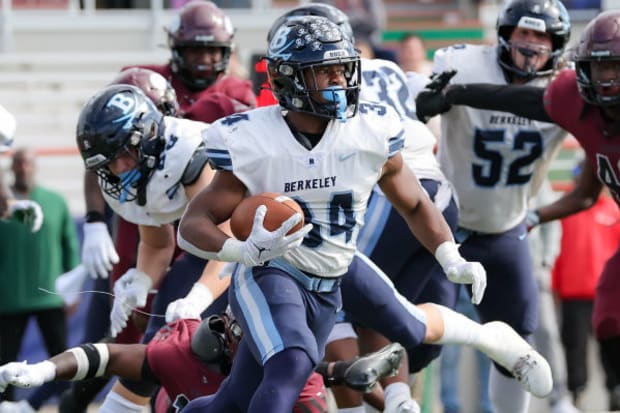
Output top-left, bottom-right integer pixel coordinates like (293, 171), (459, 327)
(218, 205), (312, 267)
(82, 222), (119, 279)
(110, 269), (152, 338)
(55, 265), (88, 307)
(165, 282), (213, 323)
(0, 361), (56, 392)
(9, 200), (43, 232)
(435, 241), (487, 305)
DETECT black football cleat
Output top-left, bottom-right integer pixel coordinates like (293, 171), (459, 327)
(344, 342), (405, 393)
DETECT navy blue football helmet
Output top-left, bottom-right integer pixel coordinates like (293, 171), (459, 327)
(496, 0), (571, 79)
(267, 3), (353, 44)
(266, 16), (360, 121)
(76, 84), (165, 205)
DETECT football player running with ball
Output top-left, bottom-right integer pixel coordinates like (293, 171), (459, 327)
(177, 15), (553, 413)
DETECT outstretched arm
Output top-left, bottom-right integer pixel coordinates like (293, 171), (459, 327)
(446, 83), (552, 122)
(535, 158), (603, 224)
(414, 69), (553, 123)
(0, 343), (147, 393)
(378, 154), (486, 304)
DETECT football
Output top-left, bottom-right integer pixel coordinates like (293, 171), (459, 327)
(230, 192), (305, 241)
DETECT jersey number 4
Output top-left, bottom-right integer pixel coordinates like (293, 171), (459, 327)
(294, 191), (356, 248)
(473, 129), (543, 187)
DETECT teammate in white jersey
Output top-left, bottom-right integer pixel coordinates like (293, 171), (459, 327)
(178, 16), (552, 413)
(75, 84), (231, 413)
(414, 0), (571, 412)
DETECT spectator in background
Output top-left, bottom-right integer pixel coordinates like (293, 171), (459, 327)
(0, 147), (80, 412)
(552, 162), (620, 410)
(0, 105), (43, 232)
(529, 179), (580, 413)
(398, 33), (433, 76)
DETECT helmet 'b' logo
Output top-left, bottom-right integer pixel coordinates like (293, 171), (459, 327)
(107, 92), (137, 131)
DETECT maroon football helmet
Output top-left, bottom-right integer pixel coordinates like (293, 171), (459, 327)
(165, 0), (235, 91)
(574, 10), (620, 107)
(109, 67), (179, 116)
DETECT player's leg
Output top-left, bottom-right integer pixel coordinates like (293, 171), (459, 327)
(229, 263), (340, 412)
(323, 325), (365, 412)
(342, 253), (552, 399)
(458, 223), (539, 413)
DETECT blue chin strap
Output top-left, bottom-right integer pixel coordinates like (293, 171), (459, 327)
(321, 86), (347, 123)
(118, 169), (142, 203)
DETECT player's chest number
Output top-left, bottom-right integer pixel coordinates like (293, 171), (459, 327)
(293, 191), (355, 248)
(473, 129), (543, 187)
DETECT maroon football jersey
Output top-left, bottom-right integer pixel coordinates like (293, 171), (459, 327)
(544, 69), (620, 206)
(123, 64), (255, 118)
(146, 319), (226, 408)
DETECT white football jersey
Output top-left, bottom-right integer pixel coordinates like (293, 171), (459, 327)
(103, 117), (208, 226)
(360, 58), (443, 182)
(433, 44), (566, 233)
(205, 104), (404, 277)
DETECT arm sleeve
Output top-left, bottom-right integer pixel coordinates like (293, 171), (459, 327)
(446, 83), (553, 122)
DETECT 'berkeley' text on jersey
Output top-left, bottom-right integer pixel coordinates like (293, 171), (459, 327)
(284, 176), (337, 193)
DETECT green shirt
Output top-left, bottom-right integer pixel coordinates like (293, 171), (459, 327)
(0, 185), (80, 313)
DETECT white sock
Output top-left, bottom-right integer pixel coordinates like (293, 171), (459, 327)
(489, 365), (530, 413)
(98, 390), (146, 413)
(432, 303), (481, 346)
(338, 406), (365, 413)
(384, 382), (413, 409)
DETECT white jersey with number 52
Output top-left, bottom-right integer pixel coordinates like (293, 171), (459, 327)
(433, 44), (566, 233)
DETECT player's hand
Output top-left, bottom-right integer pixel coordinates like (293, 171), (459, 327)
(9, 200), (43, 232)
(525, 209), (540, 232)
(165, 282), (213, 323)
(240, 205), (312, 267)
(0, 361), (56, 392)
(55, 265), (88, 307)
(435, 241), (486, 304)
(445, 261), (486, 305)
(414, 69), (457, 123)
(82, 222), (119, 279)
(110, 269), (152, 337)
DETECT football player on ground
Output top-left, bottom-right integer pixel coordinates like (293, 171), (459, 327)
(413, 1), (573, 412)
(177, 15), (552, 413)
(415, 10), (620, 410)
(0, 312), (406, 413)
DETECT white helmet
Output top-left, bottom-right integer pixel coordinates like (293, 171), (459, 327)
(0, 105), (16, 152)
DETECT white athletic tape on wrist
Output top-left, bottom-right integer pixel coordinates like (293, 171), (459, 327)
(67, 343), (110, 381)
(434, 241), (463, 271)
